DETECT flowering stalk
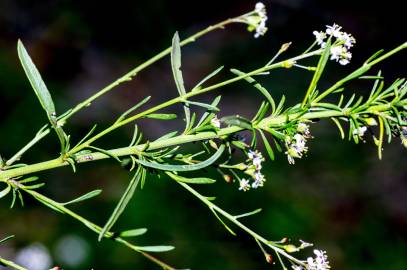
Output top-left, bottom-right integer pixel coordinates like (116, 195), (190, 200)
(0, 2), (406, 269)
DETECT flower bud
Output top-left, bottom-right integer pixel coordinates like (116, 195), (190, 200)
(223, 174), (233, 183)
(279, 42), (292, 53)
(265, 253), (273, 264)
(365, 118), (378, 126)
(284, 244), (299, 253)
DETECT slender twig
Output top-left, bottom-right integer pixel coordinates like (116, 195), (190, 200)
(0, 257), (27, 270)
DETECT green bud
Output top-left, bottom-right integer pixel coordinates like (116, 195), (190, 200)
(284, 244), (299, 253)
(365, 118), (378, 126)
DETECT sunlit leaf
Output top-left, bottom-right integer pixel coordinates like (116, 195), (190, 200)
(119, 228), (148, 238)
(62, 189), (102, 205)
(167, 172), (216, 184)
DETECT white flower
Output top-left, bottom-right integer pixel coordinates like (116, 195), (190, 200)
(339, 32), (356, 48)
(255, 2), (266, 15)
(253, 2), (268, 38)
(353, 126), (367, 137)
(210, 115), (221, 128)
(239, 178), (251, 191)
(326, 23), (342, 37)
(330, 46), (352, 65)
(292, 266), (304, 270)
(297, 122), (311, 137)
(252, 172), (266, 188)
(313, 31), (327, 46)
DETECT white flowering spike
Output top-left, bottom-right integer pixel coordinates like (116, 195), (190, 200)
(246, 2), (268, 38)
(339, 32), (356, 48)
(239, 178), (251, 191)
(353, 126), (368, 137)
(297, 122), (311, 137)
(210, 115), (221, 128)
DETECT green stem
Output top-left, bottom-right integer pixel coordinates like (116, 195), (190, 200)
(176, 181), (305, 266)
(6, 11), (254, 166)
(0, 100), (396, 180)
(20, 188), (176, 270)
(0, 257), (27, 270)
(313, 42), (407, 104)
(68, 49), (323, 155)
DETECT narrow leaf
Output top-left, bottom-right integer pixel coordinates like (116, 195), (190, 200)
(99, 170), (142, 241)
(116, 96), (151, 123)
(136, 245), (175, 252)
(258, 129), (274, 161)
(119, 228), (148, 238)
(0, 184), (11, 199)
(168, 172), (216, 184)
(145, 113), (177, 120)
(17, 40), (55, 116)
(230, 68), (276, 112)
(221, 115), (253, 130)
(62, 189), (102, 205)
(0, 235), (14, 244)
(171, 32), (190, 129)
(234, 208), (262, 219)
(193, 66), (224, 90)
(155, 131), (178, 142)
(183, 100), (219, 111)
(137, 145), (225, 172)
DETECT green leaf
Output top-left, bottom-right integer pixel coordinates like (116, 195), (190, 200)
(221, 115), (253, 130)
(183, 100), (219, 111)
(196, 95), (222, 127)
(136, 245), (175, 252)
(137, 144), (225, 172)
(99, 170), (142, 241)
(18, 40), (67, 152)
(155, 131), (178, 142)
(230, 68), (276, 112)
(302, 39), (331, 107)
(0, 235), (14, 244)
(193, 66), (224, 90)
(331, 118), (345, 139)
(145, 113), (177, 120)
(119, 228), (148, 238)
(87, 146), (121, 163)
(167, 172), (216, 184)
(62, 189), (102, 205)
(116, 96), (151, 123)
(274, 95), (286, 115)
(258, 129), (274, 161)
(0, 184), (11, 199)
(18, 176), (39, 184)
(171, 32), (190, 130)
(234, 208), (262, 219)
(17, 40), (56, 117)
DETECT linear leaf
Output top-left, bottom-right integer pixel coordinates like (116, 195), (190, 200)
(136, 245), (175, 252)
(0, 235), (14, 244)
(196, 95), (222, 127)
(221, 115), (253, 130)
(234, 208), (262, 219)
(137, 145), (225, 172)
(171, 32), (190, 129)
(119, 228), (148, 238)
(116, 96), (151, 123)
(0, 184), (11, 199)
(167, 172), (216, 184)
(258, 129), (274, 161)
(98, 170), (142, 241)
(145, 113), (177, 120)
(193, 66), (224, 90)
(62, 189), (102, 205)
(17, 40), (55, 116)
(183, 100), (219, 111)
(18, 40), (66, 152)
(155, 131), (178, 142)
(230, 68), (276, 112)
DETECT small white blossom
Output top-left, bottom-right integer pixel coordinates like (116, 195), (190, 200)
(326, 23), (342, 37)
(210, 115), (221, 128)
(339, 32), (356, 48)
(292, 266), (304, 270)
(239, 178), (251, 191)
(313, 31), (327, 46)
(285, 133), (309, 164)
(330, 46), (352, 66)
(252, 171), (266, 188)
(353, 126), (368, 137)
(253, 2), (268, 38)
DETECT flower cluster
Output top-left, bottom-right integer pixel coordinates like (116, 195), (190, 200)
(239, 149), (266, 191)
(244, 2), (268, 38)
(352, 126), (368, 137)
(292, 249), (331, 270)
(285, 123), (311, 165)
(254, 2), (268, 38)
(313, 23), (356, 65)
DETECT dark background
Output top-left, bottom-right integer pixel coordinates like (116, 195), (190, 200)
(0, 0), (406, 269)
